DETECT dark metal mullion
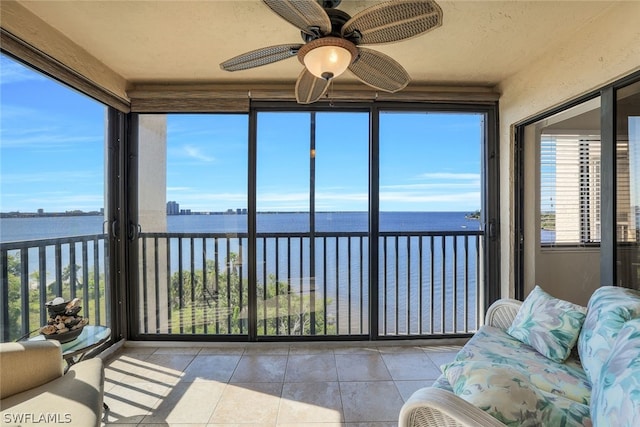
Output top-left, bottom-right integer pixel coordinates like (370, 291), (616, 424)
(287, 237), (292, 335)
(166, 237), (172, 333)
(20, 248), (30, 337)
(453, 236), (458, 333)
(178, 238), (184, 334)
(275, 238), (280, 335)
(600, 86), (617, 286)
(226, 238), (232, 333)
(0, 250), (9, 341)
(202, 237), (208, 334)
(383, 236), (387, 336)
(395, 236), (399, 335)
(154, 237), (160, 334)
(463, 235), (469, 333)
(262, 238), (268, 335)
(215, 238), (220, 334)
(55, 244), (62, 297)
(70, 243), (77, 299)
(191, 238), (196, 334)
(359, 237), (364, 334)
(94, 238), (101, 325)
(309, 112), (316, 336)
(441, 237), (446, 333)
(323, 237), (327, 335)
(407, 235), (411, 335)
(299, 237), (304, 336)
(418, 236), (423, 335)
(142, 236), (148, 333)
(238, 238), (244, 335)
(347, 237), (352, 335)
(430, 236), (435, 335)
(369, 106), (380, 339)
(39, 246), (48, 327)
(335, 237), (339, 335)
(82, 241), (89, 321)
(248, 108), (258, 340)
(476, 236), (481, 329)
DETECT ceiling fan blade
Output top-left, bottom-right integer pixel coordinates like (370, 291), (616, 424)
(262, 0), (331, 36)
(342, 0), (442, 45)
(220, 44), (303, 71)
(349, 48), (410, 93)
(295, 68), (330, 104)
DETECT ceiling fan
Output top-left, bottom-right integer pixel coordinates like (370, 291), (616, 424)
(220, 0), (443, 104)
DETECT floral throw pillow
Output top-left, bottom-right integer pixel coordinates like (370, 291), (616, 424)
(591, 318), (640, 427)
(507, 286), (587, 363)
(578, 286), (640, 387)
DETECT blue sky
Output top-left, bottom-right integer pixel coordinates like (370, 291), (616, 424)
(1, 53), (481, 213)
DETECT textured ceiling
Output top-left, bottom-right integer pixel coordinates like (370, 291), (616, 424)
(16, 0), (616, 88)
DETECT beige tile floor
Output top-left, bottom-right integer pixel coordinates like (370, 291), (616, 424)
(102, 342), (461, 427)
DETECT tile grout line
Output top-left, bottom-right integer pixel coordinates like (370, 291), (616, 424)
(332, 348), (347, 425)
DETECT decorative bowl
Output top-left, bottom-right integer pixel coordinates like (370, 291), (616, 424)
(43, 325), (84, 343)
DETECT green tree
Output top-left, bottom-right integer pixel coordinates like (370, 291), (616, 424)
(165, 252), (334, 336)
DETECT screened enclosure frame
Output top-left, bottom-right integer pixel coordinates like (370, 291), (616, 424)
(125, 101), (500, 342)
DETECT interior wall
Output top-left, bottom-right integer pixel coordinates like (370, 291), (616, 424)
(497, 1), (640, 301)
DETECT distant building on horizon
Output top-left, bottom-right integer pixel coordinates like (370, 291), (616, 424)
(167, 201), (179, 215)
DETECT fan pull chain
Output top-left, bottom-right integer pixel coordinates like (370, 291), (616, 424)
(326, 79), (335, 107)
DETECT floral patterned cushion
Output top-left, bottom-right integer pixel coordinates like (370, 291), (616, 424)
(443, 360), (592, 427)
(591, 319), (640, 427)
(456, 325), (591, 404)
(578, 286), (640, 386)
(507, 286), (587, 363)
(431, 373), (454, 393)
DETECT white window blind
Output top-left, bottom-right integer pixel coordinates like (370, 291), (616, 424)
(540, 135), (601, 245)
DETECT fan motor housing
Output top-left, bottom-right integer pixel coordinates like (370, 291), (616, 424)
(301, 7), (356, 43)
(316, 0), (341, 9)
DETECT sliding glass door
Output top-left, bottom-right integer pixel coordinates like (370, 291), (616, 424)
(255, 111), (369, 337)
(130, 104), (498, 340)
(378, 111), (486, 335)
(617, 80), (640, 289)
(135, 114), (249, 336)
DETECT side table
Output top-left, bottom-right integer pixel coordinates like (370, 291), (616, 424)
(29, 325), (111, 369)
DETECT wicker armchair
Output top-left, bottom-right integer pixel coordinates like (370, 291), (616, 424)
(398, 298), (523, 427)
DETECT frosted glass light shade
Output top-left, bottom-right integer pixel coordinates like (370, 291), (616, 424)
(303, 45), (353, 80)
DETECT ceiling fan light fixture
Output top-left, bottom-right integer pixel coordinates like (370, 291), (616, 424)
(298, 37), (357, 80)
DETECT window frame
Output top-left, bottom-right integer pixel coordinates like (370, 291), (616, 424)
(514, 70), (640, 297)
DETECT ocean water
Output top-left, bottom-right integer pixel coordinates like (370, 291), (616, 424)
(1, 212), (484, 334)
(0, 211), (481, 243)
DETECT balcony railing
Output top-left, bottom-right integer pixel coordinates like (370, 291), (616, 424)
(1, 230), (483, 341)
(137, 230), (483, 338)
(0, 234), (109, 342)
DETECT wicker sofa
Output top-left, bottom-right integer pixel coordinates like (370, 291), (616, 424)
(399, 286), (640, 427)
(0, 340), (104, 427)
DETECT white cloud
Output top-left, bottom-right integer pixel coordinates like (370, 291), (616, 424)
(1, 170), (102, 184)
(417, 172), (481, 180)
(381, 191), (480, 203)
(0, 57), (47, 85)
(183, 145), (215, 162)
(381, 182), (479, 190)
(166, 186), (194, 193)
